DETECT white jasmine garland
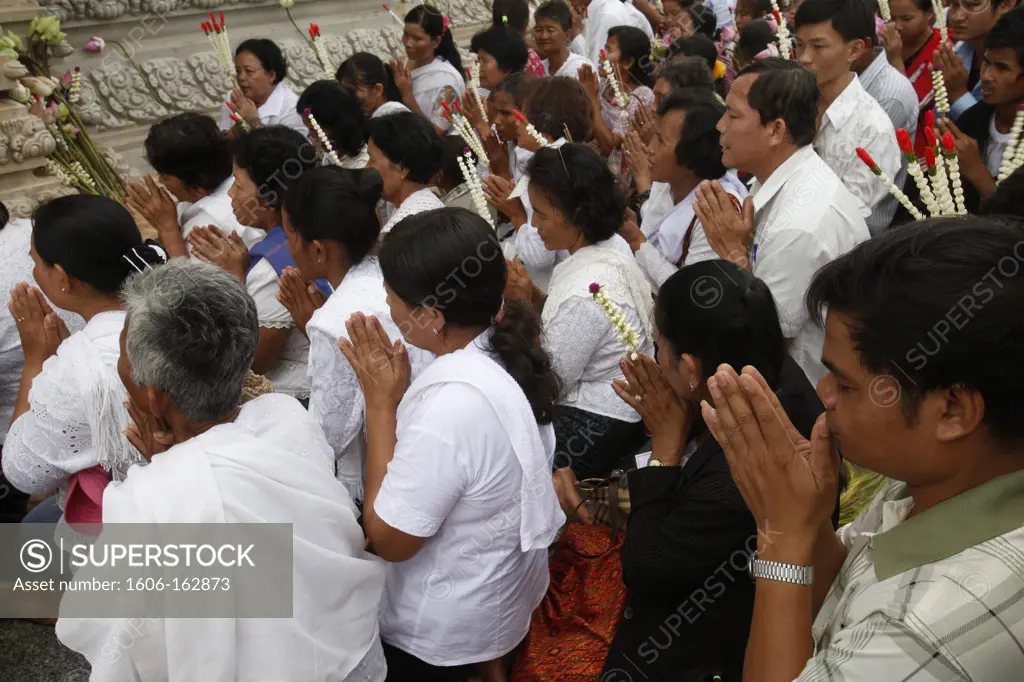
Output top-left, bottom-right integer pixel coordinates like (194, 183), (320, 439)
(907, 160), (940, 217)
(513, 109), (549, 148)
(857, 147), (926, 220)
(589, 283), (641, 361)
(46, 160), (75, 187)
(304, 109), (342, 166)
(931, 68), (950, 114)
(878, 0), (891, 21)
(944, 152), (967, 215)
(69, 67), (81, 104)
(768, 0), (792, 59)
(469, 61), (488, 124)
(601, 50), (628, 113)
(457, 150), (494, 227)
(997, 105), (1024, 182)
(71, 161), (97, 191)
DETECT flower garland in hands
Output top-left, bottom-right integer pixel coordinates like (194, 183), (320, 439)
(856, 147), (925, 220)
(308, 24), (333, 78)
(768, 0), (793, 59)
(924, 126), (955, 215)
(305, 108), (341, 166)
(931, 0), (950, 44)
(878, 0), (891, 21)
(590, 283), (640, 361)
(441, 100), (489, 161)
(468, 61), (489, 124)
(513, 109), (549, 147)
(997, 103), (1024, 182)
(895, 128), (939, 217)
(600, 49), (629, 116)
(225, 101), (251, 131)
(457, 147), (494, 227)
(942, 132), (967, 215)
(202, 12), (236, 80)
(68, 66), (81, 104)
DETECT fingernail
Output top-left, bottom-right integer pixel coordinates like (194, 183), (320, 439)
(708, 377), (721, 399)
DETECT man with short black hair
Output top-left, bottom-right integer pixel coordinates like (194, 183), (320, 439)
(128, 112), (261, 258)
(795, 0), (902, 234)
(706, 215), (1024, 681)
(695, 58), (869, 385)
(938, 5), (1024, 209)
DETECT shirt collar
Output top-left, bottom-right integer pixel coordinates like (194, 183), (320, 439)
(872, 469), (1024, 581)
(258, 81), (290, 118)
(822, 74), (865, 132)
(750, 144), (817, 212)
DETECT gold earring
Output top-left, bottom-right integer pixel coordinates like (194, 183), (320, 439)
(432, 328), (440, 335)
(689, 379), (698, 391)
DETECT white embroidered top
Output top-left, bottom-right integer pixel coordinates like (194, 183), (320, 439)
(218, 81), (306, 135)
(306, 259), (433, 502)
(3, 310), (139, 498)
(542, 245), (655, 422)
(246, 257), (310, 399)
(177, 178), (263, 252)
(381, 187), (445, 235)
(542, 52), (593, 80)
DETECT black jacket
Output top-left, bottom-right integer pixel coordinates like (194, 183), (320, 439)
(956, 101), (996, 215)
(601, 359), (824, 681)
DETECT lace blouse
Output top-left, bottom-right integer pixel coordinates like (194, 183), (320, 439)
(3, 311), (136, 497)
(381, 188), (445, 235)
(246, 258), (311, 399)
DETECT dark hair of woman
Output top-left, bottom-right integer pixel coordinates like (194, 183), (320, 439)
(524, 76), (594, 142)
(669, 34), (718, 73)
(686, 3), (719, 40)
(367, 111), (444, 184)
(283, 167), (383, 265)
(737, 18), (775, 62)
(493, 71), (539, 108)
(470, 24), (530, 73)
(145, 112), (233, 193)
(32, 195), (166, 295)
(405, 4), (465, 77)
(438, 134), (478, 191)
(379, 207), (560, 423)
(297, 80), (367, 158)
(608, 25), (654, 88)
(336, 51), (403, 102)
(233, 125), (318, 209)
(235, 38), (288, 84)
(492, 0), (531, 32)
(657, 260), (787, 389)
(526, 143), (626, 243)
(656, 55), (715, 93)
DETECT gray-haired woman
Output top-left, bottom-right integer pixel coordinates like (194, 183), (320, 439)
(57, 258), (387, 682)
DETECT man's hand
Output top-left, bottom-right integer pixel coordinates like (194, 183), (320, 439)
(693, 181), (756, 270)
(938, 118), (995, 197)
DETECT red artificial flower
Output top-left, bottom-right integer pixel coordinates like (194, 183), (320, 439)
(896, 128), (913, 154)
(924, 126), (938, 149)
(925, 110), (934, 131)
(513, 109), (527, 123)
(942, 132), (955, 152)
(855, 147), (876, 169)
(924, 147), (937, 169)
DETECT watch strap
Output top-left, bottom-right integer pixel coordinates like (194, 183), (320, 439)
(749, 554), (813, 585)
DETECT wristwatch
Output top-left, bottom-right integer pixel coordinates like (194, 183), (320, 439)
(647, 458), (664, 467)
(749, 554), (813, 586)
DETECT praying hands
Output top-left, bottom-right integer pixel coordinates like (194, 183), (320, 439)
(338, 312), (411, 413)
(188, 225), (250, 282)
(483, 174), (528, 229)
(123, 398), (175, 462)
(229, 85), (260, 126)
(613, 354), (691, 466)
(276, 266), (325, 335)
(7, 282), (69, 364)
(693, 180), (756, 271)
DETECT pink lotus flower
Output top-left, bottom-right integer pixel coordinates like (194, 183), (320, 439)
(60, 70), (73, 86)
(83, 36), (105, 53)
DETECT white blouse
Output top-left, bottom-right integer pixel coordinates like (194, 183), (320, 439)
(178, 178), (263, 252)
(371, 101), (410, 118)
(542, 246), (655, 423)
(0, 219), (84, 445)
(542, 52), (592, 80)
(246, 258), (310, 399)
(375, 333), (559, 666)
(305, 259), (433, 501)
(3, 311), (137, 497)
(218, 81), (306, 135)
(381, 187), (445, 234)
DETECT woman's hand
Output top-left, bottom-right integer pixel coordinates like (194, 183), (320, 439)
(338, 312), (411, 412)
(484, 131), (511, 179)
(577, 63), (601, 102)
(390, 58), (414, 102)
(933, 44), (969, 103)
(630, 103), (657, 146)
(703, 365), (838, 560)
(126, 175), (180, 237)
(613, 353), (690, 465)
(623, 131), (652, 192)
(483, 175), (528, 228)
(461, 89), (489, 137)
(880, 22), (904, 71)
(618, 208), (647, 254)
(276, 266), (325, 334)
(8, 283), (69, 364)
(230, 85), (259, 126)
(552, 467), (594, 525)
(188, 225), (250, 282)
(124, 398), (175, 462)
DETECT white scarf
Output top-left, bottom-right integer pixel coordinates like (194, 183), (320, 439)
(398, 338), (565, 551)
(543, 245), (654, 342)
(411, 58), (464, 120)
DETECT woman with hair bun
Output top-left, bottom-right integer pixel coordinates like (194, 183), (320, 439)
(391, 3), (466, 134)
(297, 80), (370, 169)
(339, 207), (564, 680)
(2, 195), (166, 524)
(281, 166), (433, 503)
(367, 112), (445, 234)
(337, 51), (410, 118)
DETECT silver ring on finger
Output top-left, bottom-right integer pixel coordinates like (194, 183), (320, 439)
(635, 394), (643, 402)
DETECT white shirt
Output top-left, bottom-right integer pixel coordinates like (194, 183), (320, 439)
(814, 75), (900, 235)
(381, 187), (445, 234)
(306, 259), (433, 502)
(375, 334), (556, 665)
(639, 181), (673, 227)
(371, 100), (410, 118)
(177, 178), (263, 251)
(585, 0), (655, 66)
(542, 52), (592, 80)
(218, 81), (306, 135)
(705, 0), (736, 29)
(246, 257), (310, 399)
(570, 34), (587, 57)
(748, 145), (870, 385)
(0, 219), (84, 445)
(636, 173), (748, 292)
(985, 114), (1013, 177)
(3, 311), (135, 496)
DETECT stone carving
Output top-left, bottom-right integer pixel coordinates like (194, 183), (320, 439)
(0, 114), (56, 165)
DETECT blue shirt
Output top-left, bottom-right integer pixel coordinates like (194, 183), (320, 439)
(949, 41), (983, 121)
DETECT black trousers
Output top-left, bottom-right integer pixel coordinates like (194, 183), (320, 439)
(552, 405), (648, 480)
(382, 642), (473, 682)
(0, 446), (29, 523)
